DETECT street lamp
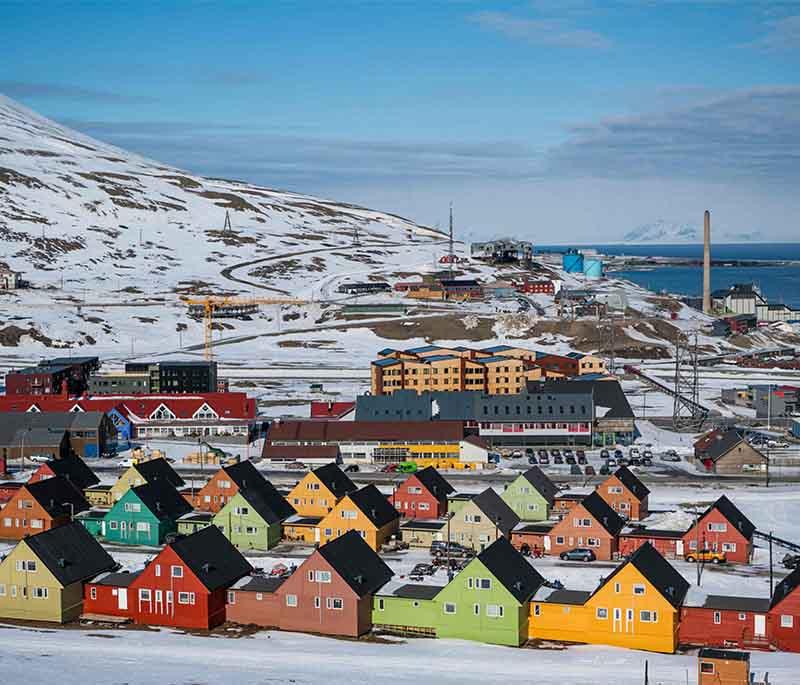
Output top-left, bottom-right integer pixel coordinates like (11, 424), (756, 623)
(445, 511), (455, 581)
(61, 501), (75, 521)
(19, 426), (31, 471)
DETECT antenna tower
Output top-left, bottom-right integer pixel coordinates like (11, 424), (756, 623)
(353, 224), (361, 247)
(672, 330), (705, 430)
(448, 202), (455, 279)
(223, 211), (232, 234)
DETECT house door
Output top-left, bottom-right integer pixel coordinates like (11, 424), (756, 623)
(625, 608), (634, 633)
(676, 540), (684, 557)
(101, 521), (106, 537)
(754, 614), (766, 638)
(543, 536), (551, 552)
(155, 590), (163, 614)
(166, 590), (174, 617)
(612, 608), (622, 632)
(118, 588), (128, 611)
(314, 527), (320, 543)
(120, 521), (127, 539)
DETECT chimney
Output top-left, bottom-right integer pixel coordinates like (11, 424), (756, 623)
(702, 210), (712, 314)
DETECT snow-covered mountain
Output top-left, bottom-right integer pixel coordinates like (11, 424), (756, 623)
(623, 220), (699, 243)
(0, 96), (459, 353)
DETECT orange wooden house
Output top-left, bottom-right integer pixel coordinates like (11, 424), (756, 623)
(0, 476), (89, 540)
(596, 466), (650, 521)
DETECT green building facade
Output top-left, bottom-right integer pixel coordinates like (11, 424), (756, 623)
(213, 490), (284, 551)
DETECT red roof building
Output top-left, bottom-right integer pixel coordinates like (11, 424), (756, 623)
(389, 467), (454, 519)
(309, 401), (356, 420)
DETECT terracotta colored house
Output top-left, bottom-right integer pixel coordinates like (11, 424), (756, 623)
(187, 460), (266, 513)
(682, 495), (755, 564)
(0, 522), (116, 623)
(596, 466), (649, 521)
(286, 463), (357, 518)
(768, 567), (800, 652)
(85, 526), (251, 629)
(552, 493), (584, 518)
(390, 466), (454, 519)
(28, 455), (100, 493)
(317, 485), (400, 551)
(0, 476), (90, 540)
(227, 530), (393, 637)
(679, 593), (771, 650)
(546, 491), (624, 560)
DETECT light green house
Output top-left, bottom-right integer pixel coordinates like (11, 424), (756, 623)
(434, 536), (544, 646)
(500, 466), (558, 522)
(372, 581), (440, 636)
(176, 511), (214, 536)
(213, 482), (295, 551)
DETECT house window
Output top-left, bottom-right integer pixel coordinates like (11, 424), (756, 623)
(408, 487), (422, 494)
(722, 542), (737, 552)
(700, 662), (714, 675)
(596, 608), (608, 619)
(377, 598), (385, 611)
(486, 604), (504, 618)
(633, 584), (645, 595)
(327, 597), (344, 610)
(178, 592), (195, 605)
(124, 502), (141, 513)
(614, 583), (621, 594)
(587, 538), (600, 547)
(233, 507), (249, 516)
(781, 615), (794, 628)
(90, 587), (97, 600)
(478, 578), (491, 590)
(443, 602), (457, 614)
(313, 570), (332, 583)
(227, 591), (236, 605)
(136, 522), (150, 532)
(533, 604), (540, 617)
(467, 578), (473, 589)
(218, 480), (231, 489)
(713, 611), (721, 625)
(527, 503), (539, 511)
(171, 565), (183, 578)
(0, 585), (5, 597)
(738, 613), (746, 621)
(314, 596), (321, 609)
(109, 521), (119, 530)
(608, 486), (623, 494)
(256, 593), (263, 601)
(32, 587), (48, 599)
(15, 560), (36, 572)
(341, 510), (357, 520)
(286, 594), (298, 607)
(473, 603), (480, 616)
(556, 536), (565, 545)
(640, 610), (657, 623)
(708, 522), (727, 532)
(155, 565), (161, 577)
(418, 503), (430, 511)
(324, 528), (332, 537)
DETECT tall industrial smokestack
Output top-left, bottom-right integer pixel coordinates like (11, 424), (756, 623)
(702, 210), (712, 314)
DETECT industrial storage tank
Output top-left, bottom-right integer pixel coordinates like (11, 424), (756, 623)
(562, 250), (584, 273)
(583, 258), (603, 279)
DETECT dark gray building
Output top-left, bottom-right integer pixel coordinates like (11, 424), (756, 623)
(89, 360), (218, 395)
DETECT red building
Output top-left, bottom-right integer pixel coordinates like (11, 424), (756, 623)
(309, 401), (356, 420)
(546, 492), (624, 560)
(389, 466), (454, 519)
(679, 595), (771, 650)
(618, 528), (686, 559)
(85, 526), (251, 629)
(682, 496), (755, 564)
(516, 280), (556, 295)
(596, 466), (650, 521)
(226, 530), (393, 637)
(0, 454), (6, 477)
(533, 353), (579, 377)
(768, 567), (800, 652)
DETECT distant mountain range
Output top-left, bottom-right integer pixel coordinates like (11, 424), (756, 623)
(623, 220), (763, 244)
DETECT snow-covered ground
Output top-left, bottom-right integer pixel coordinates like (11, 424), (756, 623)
(0, 622), (797, 684)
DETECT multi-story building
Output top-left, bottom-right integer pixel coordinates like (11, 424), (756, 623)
(90, 361), (218, 395)
(5, 357), (99, 396)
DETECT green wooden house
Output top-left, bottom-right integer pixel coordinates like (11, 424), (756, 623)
(372, 581), (440, 636)
(213, 479), (295, 551)
(102, 480), (192, 546)
(500, 466), (558, 522)
(176, 511), (214, 536)
(434, 536), (544, 646)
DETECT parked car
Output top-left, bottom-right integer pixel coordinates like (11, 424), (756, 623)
(344, 464), (359, 473)
(117, 457), (136, 468)
(599, 464), (610, 475)
(661, 450), (681, 462)
(430, 541), (475, 559)
(642, 449), (653, 460)
(629, 457), (641, 467)
(539, 454), (550, 465)
(642, 457), (652, 467)
(285, 461), (308, 471)
(528, 455), (538, 465)
(381, 463), (398, 472)
(537, 449), (548, 459)
(607, 458), (617, 467)
(629, 447), (640, 459)
(560, 548), (596, 562)
(577, 450), (587, 465)
(563, 449), (574, 458)
(782, 554), (800, 570)
(569, 464), (582, 475)
(769, 440), (789, 449)
(397, 461), (418, 473)
(551, 449), (561, 458)
(614, 449), (624, 459)
(553, 454), (564, 464)
(525, 447), (535, 457)
(685, 549), (727, 564)
(600, 449), (610, 459)
(618, 457), (629, 467)
(410, 563), (437, 576)
(584, 465), (596, 476)
(565, 455), (576, 465)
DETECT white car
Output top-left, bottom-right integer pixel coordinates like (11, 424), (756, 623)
(28, 455), (52, 464)
(628, 447), (640, 458)
(118, 457), (136, 468)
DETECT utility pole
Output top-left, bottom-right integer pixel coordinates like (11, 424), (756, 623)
(769, 531), (774, 596)
(694, 507), (702, 587)
(448, 202), (455, 280)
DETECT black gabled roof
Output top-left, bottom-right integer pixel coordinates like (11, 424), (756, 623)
(580, 491), (625, 536)
(611, 466), (650, 501)
(543, 589), (591, 605)
(699, 495), (756, 540)
(93, 570), (141, 587)
(129, 480), (193, 521)
(236, 576), (287, 594)
(43, 455), (99, 490)
(698, 648), (750, 662)
(170, 525), (252, 592)
(593, 542), (689, 609)
(701, 429), (749, 461)
(472, 488), (520, 536)
(312, 463), (357, 499)
(23, 521), (116, 586)
(771, 566), (800, 610)
(476, 536), (545, 604)
(237, 480), (296, 525)
(26, 476), (90, 518)
(701, 595), (770, 613)
(317, 529), (393, 597)
(221, 460), (265, 490)
(412, 466), (455, 499)
(520, 466), (558, 505)
(134, 458), (185, 488)
(390, 584), (442, 600)
(348, 485), (400, 528)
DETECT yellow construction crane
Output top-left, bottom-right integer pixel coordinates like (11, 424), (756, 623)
(182, 295), (308, 360)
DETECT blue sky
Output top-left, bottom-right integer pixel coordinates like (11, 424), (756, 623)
(2, 1), (799, 240)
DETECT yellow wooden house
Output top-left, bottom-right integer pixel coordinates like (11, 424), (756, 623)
(316, 484), (400, 551)
(529, 543), (689, 654)
(109, 458), (185, 502)
(285, 463), (357, 518)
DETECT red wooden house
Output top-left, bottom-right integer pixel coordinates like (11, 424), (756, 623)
(226, 530), (393, 637)
(389, 466), (454, 519)
(768, 567), (800, 652)
(679, 593), (771, 650)
(546, 491), (624, 560)
(596, 466), (650, 521)
(618, 528), (686, 559)
(682, 496), (755, 564)
(84, 570), (142, 619)
(85, 526), (251, 629)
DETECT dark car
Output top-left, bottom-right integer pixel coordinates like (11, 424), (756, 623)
(563, 449), (574, 458)
(570, 464), (582, 475)
(642, 457), (652, 467)
(528, 455), (538, 465)
(525, 448), (535, 457)
(539, 454), (550, 465)
(560, 548), (596, 562)
(551, 449), (561, 458)
(584, 465), (596, 476)
(410, 563), (436, 576)
(577, 454), (588, 465)
(381, 463), (398, 472)
(599, 464), (610, 475)
(600, 448), (610, 459)
(553, 454), (564, 464)
(565, 455), (576, 465)
(344, 464), (360, 473)
(538, 449), (548, 459)
(629, 457), (641, 467)
(430, 541), (475, 559)
(614, 449), (624, 459)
